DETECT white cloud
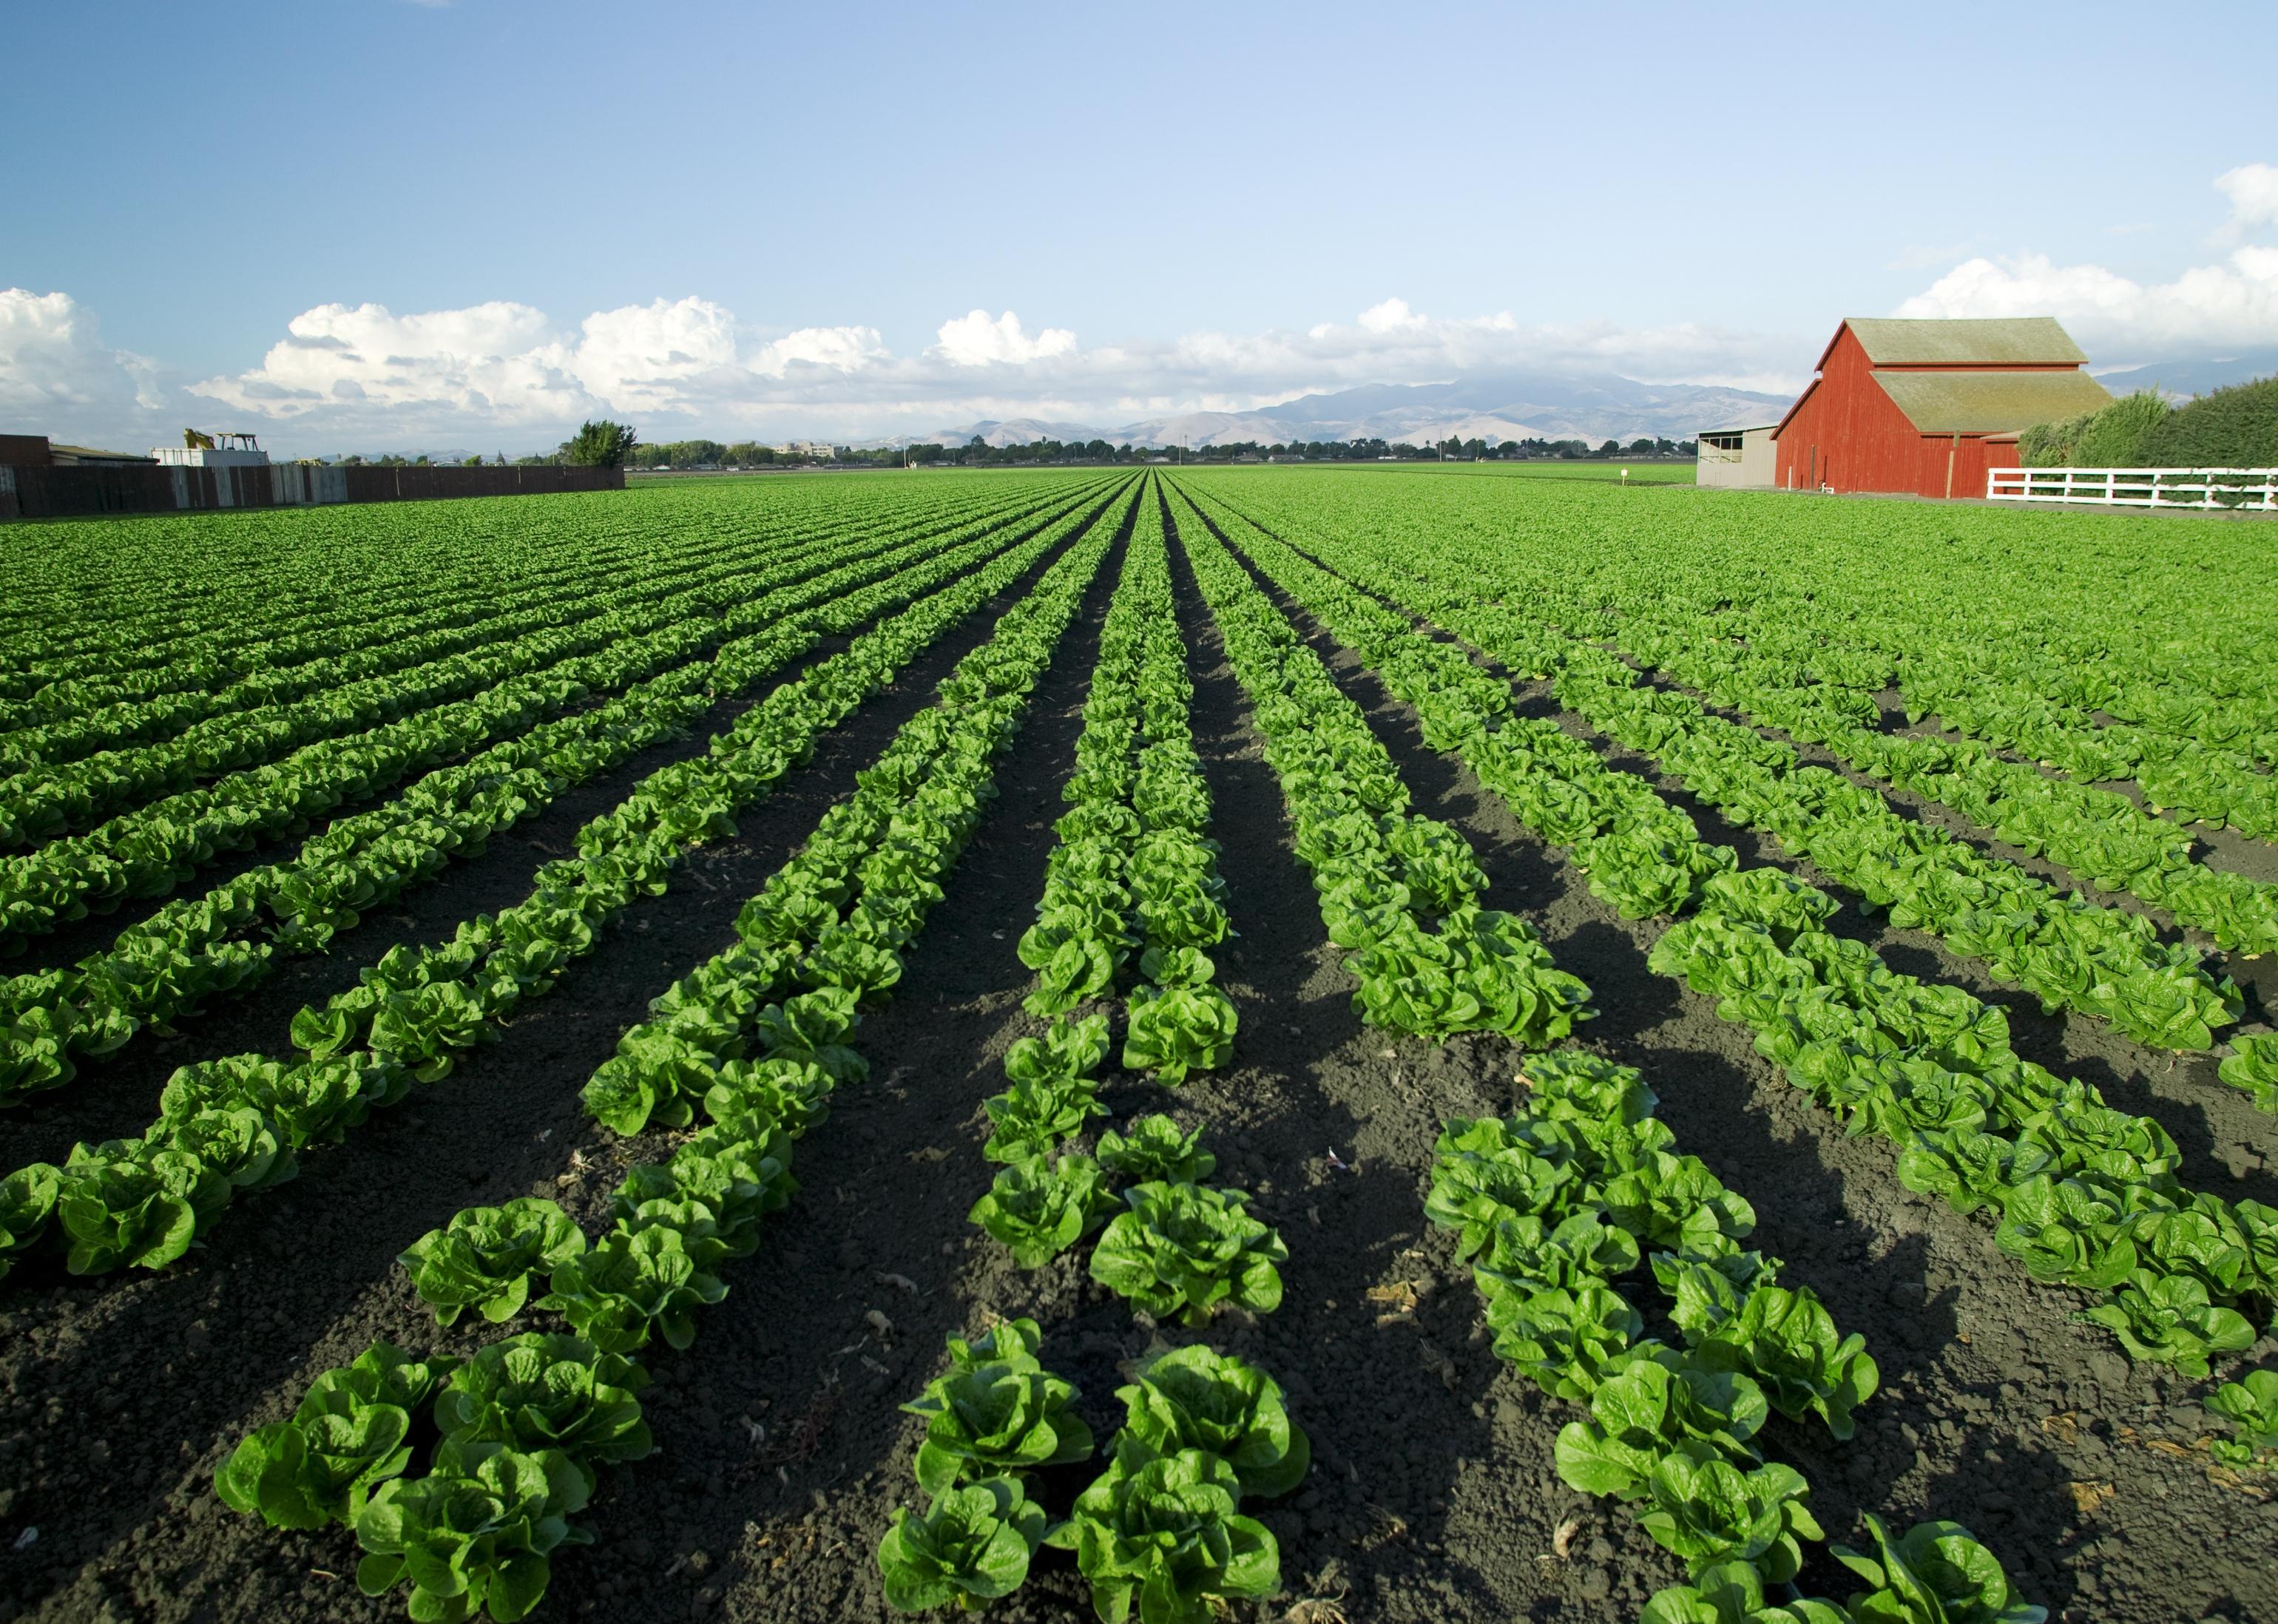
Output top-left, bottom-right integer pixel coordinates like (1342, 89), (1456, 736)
(0, 290), (164, 439)
(185, 295), (898, 437)
(1896, 162), (2278, 356)
(753, 323), (890, 375)
(2217, 163), (2278, 240)
(558, 296), (743, 407)
(13, 286), (1802, 451)
(190, 299), (586, 425)
(1356, 297), (1427, 334)
(932, 309), (1077, 367)
(1895, 246), (2278, 354)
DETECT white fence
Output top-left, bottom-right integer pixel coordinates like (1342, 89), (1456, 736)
(1987, 467), (2278, 510)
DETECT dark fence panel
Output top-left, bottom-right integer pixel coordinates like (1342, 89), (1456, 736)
(1, 464), (193, 517)
(337, 465), (622, 503)
(0, 461), (624, 519)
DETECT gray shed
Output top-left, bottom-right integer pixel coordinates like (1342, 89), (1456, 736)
(1697, 424), (1777, 488)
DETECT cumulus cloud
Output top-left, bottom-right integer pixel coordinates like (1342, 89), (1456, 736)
(1356, 297), (1427, 334)
(190, 300), (585, 424)
(0, 290), (164, 440)
(118, 288), (1791, 448)
(6, 286), (1803, 450)
(559, 296), (743, 409)
(1896, 246), (2278, 354)
(1896, 163), (2278, 356)
(932, 309), (1078, 367)
(183, 295), (902, 439)
(2217, 163), (2278, 240)
(753, 323), (890, 375)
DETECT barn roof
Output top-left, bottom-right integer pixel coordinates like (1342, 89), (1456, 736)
(1842, 317), (2089, 367)
(1870, 368), (2115, 434)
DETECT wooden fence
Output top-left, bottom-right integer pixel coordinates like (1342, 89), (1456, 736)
(1986, 467), (2278, 510)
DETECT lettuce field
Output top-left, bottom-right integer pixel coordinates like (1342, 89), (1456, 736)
(1, 467), (2274, 1624)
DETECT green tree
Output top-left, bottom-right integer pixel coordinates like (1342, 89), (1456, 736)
(2140, 376), (2276, 467)
(2020, 390), (2170, 468)
(561, 420), (640, 467)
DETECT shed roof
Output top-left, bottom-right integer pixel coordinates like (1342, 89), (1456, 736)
(1844, 317), (2088, 367)
(1870, 369), (2114, 434)
(49, 444), (158, 464)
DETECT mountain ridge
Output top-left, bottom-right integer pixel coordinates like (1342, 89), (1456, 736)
(927, 371), (1792, 450)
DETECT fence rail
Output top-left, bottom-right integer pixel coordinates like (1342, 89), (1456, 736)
(1987, 467), (2278, 510)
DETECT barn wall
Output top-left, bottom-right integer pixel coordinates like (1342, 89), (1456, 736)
(1950, 435), (2012, 498)
(1774, 328), (1930, 494)
(1774, 324), (2103, 498)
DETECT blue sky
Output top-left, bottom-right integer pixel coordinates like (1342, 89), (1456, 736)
(4, 0), (2274, 451)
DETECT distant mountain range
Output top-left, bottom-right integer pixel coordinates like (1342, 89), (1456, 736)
(2088, 348), (2278, 401)
(933, 371), (1795, 450)
(924, 349), (2278, 453)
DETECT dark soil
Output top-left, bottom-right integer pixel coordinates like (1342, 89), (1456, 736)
(4, 475), (2274, 1624)
(1, 491), (1100, 1170)
(6, 521), (816, 981)
(1603, 659), (2278, 1179)
(1186, 493), (2278, 1623)
(0, 495), (1112, 1624)
(1865, 697), (2278, 1018)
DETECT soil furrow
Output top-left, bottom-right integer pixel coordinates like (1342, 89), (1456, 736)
(0, 512), (1107, 1624)
(1184, 492), (2278, 1623)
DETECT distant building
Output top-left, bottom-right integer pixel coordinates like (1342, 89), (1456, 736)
(152, 431), (269, 469)
(55, 446), (157, 467)
(1772, 318), (2111, 498)
(1, 427), (621, 521)
(1696, 424), (1777, 488)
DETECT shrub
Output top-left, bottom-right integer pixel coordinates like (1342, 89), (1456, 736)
(2018, 390), (2170, 467)
(2140, 375), (2278, 467)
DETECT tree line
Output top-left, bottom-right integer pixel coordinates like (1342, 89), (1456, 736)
(2020, 376), (2277, 469)
(615, 430), (1699, 470)
(313, 422), (1702, 472)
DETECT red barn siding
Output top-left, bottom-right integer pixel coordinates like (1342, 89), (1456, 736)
(1772, 325), (2082, 498)
(1775, 328), (1919, 492)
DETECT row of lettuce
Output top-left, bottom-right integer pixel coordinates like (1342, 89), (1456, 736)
(0, 481), (1045, 863)
(0, 484), (1122, 1284)
(211, 481), (1132, 1621)
(0, 476), (1021, 742)
(0, 480), (1061, 954)
(1164, 482), (2049, 1622)
(51, 469), (2264, 1617)
(0, 481), (1094, 1108)
(1180, 476), (2278, 1387)
(883, 488), (1296, 1621)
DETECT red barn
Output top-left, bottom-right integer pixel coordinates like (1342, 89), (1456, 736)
(1772, 317), (2112, 498)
